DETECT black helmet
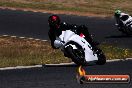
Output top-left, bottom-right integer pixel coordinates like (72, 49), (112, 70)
(48, 15), (60, 28)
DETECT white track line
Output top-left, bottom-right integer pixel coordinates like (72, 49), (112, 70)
(28, 38), (34, 40)
(44, 58), (132, 66)
(107, 58), (132, 62)
(0, 58), (132, 70)
(19, 37), (25, 39)
(35, 39), (40, 41)
(44, 62), (76, 66)
(0, 65), (42, 70)
(0, 35), (47, 42)
(2, 35), (9, 37)
(11, 36), (17, 38)
(0, 34), (132, 70)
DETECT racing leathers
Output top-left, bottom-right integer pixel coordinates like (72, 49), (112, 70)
(115, 12), (131, 31)
(48, 22), (95, 50)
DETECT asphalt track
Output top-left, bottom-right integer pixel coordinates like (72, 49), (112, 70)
(0, 9), (132, 88)
(0, 60), (132, 88)
(0, 9), (132, 49)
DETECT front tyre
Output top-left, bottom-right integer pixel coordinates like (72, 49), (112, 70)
(125, 27), (132, 35)
(65, 45), (85, 66)
(119, 26), (132, 35)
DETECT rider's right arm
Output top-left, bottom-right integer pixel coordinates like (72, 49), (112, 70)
(48, 29), (58, 49)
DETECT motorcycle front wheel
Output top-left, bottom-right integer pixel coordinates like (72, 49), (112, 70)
(65, 45), (85, 66)
(119, 26), (132, 35)
(125, 27), (132, 35)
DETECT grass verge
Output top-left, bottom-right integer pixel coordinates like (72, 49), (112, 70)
(0, 0), (132, 16)
(0, 36), (132, 68)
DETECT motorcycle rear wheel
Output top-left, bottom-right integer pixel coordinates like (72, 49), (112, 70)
(95, 49), (106, 65)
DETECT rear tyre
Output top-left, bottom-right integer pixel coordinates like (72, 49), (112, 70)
(95, 49), (106, 65)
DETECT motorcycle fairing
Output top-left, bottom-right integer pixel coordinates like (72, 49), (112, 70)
(61, 30), (98, 62)
(120, 15), (132, 27)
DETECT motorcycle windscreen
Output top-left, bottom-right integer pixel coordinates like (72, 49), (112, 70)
(63, 30), (76, 42)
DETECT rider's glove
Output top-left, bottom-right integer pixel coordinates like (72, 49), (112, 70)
(54, 40), (64, 48)
(115, 23), (119, 26)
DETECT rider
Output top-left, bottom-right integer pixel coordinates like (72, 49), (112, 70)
(48, 15), (96, 51)
(114, 10), (131, 31)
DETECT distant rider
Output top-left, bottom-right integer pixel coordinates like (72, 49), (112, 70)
(48, 15), (97, 54)
(114, 10), (132, 31)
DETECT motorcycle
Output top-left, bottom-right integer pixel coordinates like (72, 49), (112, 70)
(57, 30), (106, 66)
(115, 14), (132, 35)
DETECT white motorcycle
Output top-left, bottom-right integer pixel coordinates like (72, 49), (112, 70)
(115, 14), (132, 35)
(57, 30), (106, 66)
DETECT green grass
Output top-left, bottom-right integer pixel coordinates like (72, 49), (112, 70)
(0, 36), (72, 67)
(0, 0), (132, 16)
(99, 43), (132, 60)
(0, 1), (132, 67)
(0, 36), (132, 68)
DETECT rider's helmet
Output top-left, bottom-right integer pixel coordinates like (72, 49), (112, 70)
(114, 10), (122, 18)
(48, 15), (60, 28)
